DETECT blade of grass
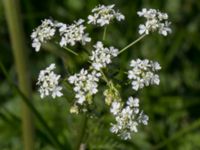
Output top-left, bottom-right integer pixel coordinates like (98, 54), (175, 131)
(0, 62), (71, 150)
(3, 0), (35, 149)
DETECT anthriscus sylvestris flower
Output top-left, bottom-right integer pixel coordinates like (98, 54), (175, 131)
(137, 8), (172, 36)
(68, 69), (101, 112)
(31, 19), (91, 52)
(37, 64), (63, 99)
(32, 4), (171, 141)
(88, 4), (125, 26)
(90, 41), (119, 71)
(128, 59), (161, 91)
(56, 19), (91, 47)
(31, 19), (56, 52)
(110, 97), (149, 140)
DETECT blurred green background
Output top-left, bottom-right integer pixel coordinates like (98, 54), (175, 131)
(1, 0), (200, 150)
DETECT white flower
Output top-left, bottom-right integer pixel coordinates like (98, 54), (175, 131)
(110, 101), (121, 115)
(110, 124), (120, 133)
(31, 19), (56, 52)
(108, 46), (119, 57)
(68, 75), (77, 84)
(110, 97), (149, 140)
(137, 8), (148, 17)
(151, 61), (161, 71)
(131, 78), (144, 91)
(137, 8), (172, 36)
(52, 86), (63, 98)
(128, 59), (161, 91)
(115, 12), (125, 21)
(56, 19), (91, 47)
(32, 39), (41, 52)
(90, 41), (119, 71)
(127, 97), (139, 107)
(88, 4), (125, 26)
(37, 63), (63, 99)
(75, 91), (86, 104)
(81, 33), (91, 45)
(158, 21), (172, 36)
(151, 74), (160, 85)
(68, 69), (101, 112)
(128, 70), (137, 79)
(139, 24), (149, 35)
(121, 132), (131, 140)
(129, 121), (138, 132)
(138, 111), (149, 125)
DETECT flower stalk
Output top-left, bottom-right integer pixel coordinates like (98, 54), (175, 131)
(103, 26), (107, 41)
(118, 34), (146, 55)
(63, 46), (79, 56)
(74, 115), (87, 150)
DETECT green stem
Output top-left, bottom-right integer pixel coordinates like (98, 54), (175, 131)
(99, 69), (119, 95)
(99, 69), (110, 85)
(3, 0), (35, 149)
(118, 34), (146, 55)
(154, 118), (200, 149)
(74, 115), (87, 150)
(42, 43), (76, 73)
(103, 26), (107, 41)
(63, 47), (79, 56)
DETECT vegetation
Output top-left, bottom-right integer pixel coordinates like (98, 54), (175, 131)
(1, 0), (200, 149)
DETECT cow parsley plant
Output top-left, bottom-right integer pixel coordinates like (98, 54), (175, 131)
(32, 4), (171, 140)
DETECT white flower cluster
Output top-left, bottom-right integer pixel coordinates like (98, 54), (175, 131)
(32, 5), (169, 140)
(137, 8), (172, 36)
(31, 19), (56, 52)
(37, 64), (63, 99)
(88, 4), (125, 26)
(68, 41), (118, 112)
(56, 19), (91, 47)
(110, 97), (149, 140)
(68, 69), (101, 106)
(31, 19), (91, 52)
(128, 59), (161, 91)
(90, 41), (119, 70)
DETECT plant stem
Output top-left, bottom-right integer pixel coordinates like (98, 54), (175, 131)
(74, 115), (87, 150)
(99, 69), (110, 85)
(63, 47), (79, 56)
(99, 69), (119, 95)
(3, 0), (35, 149)
(103, 26), (107, 41)
(118, 34), (146, 55)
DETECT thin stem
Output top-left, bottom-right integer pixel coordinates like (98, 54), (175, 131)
(63, 47), (79, 56)
(87, 62), (108, 83)
(99, 69), (119, 96)
(74, 115), (87, 150)
(3, 0), (35, 149)
(118, 34), (146, 55)
(103, 26), (107, 41)
(99, 69), (110, 85)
